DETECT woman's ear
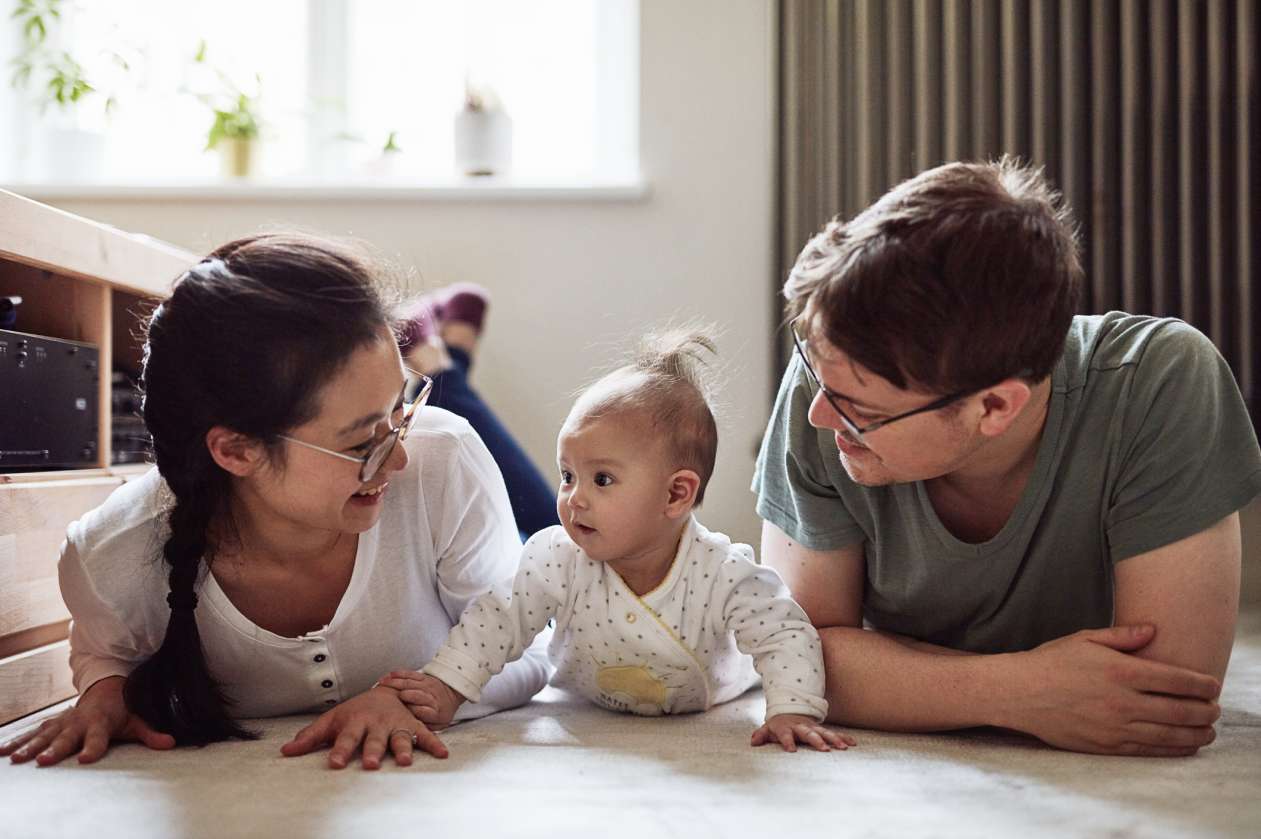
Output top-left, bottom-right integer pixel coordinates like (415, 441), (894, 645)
(205, 426), (266, 477)
(664, 469), (701, 519)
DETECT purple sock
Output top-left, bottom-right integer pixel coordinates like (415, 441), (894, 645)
(438, 282), (490, 334)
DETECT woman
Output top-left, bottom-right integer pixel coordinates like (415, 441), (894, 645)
(0, 234), (549, 769)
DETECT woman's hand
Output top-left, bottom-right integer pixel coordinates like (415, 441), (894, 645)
(0, 676), (176, 766)
(374, 670), (466, 730)
(751, 714), (857, 752)
(280, 685), (448, 769)
(999, 624), (1222, 756)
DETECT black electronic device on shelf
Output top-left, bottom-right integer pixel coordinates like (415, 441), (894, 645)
(0, 327), (100, 469)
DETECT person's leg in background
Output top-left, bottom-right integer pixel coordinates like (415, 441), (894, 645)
(398, 285), (560, 540)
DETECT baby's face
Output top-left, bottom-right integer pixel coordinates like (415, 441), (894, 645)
(555, 412), (676, 563)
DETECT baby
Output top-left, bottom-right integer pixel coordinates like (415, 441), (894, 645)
(378, 329), (854, 752)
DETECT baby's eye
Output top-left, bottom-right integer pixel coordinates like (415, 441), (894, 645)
(594, 472), (614, 487)
(559, 470), (574, 485)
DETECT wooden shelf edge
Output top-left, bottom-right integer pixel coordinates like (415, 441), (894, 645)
(0, 465), (150, 486)
(0, 188), (196, 297)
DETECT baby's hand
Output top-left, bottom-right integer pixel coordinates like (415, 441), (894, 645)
(751, 714), (857, 753)
(375, 671), (466, 730)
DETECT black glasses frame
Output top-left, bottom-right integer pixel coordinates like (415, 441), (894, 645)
(789, 325), (974, 442)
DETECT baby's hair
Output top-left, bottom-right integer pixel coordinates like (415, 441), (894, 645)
(576, 323), (720, 505)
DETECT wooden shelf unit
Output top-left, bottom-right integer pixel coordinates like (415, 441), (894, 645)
(0, 189), (195, 725)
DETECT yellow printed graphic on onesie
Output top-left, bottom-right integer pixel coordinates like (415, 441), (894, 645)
(595, 665), (670, 715)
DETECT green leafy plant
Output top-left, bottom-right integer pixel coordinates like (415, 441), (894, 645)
(204, 92), (260, 150)
(9, 0), (113, 113)
(191, 40), (261, 150)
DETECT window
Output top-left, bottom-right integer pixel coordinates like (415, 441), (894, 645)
(1, 0), (638, 185)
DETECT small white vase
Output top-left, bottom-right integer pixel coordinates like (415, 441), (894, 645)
(454, 108), (512, 176)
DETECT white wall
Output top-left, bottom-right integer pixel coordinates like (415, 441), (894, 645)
(33, 0), (777, 547)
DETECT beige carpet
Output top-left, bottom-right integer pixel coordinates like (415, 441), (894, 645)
(3, 612), (1259, 839)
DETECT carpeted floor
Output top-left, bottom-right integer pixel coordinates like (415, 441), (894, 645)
(3, 611), (1258, 839)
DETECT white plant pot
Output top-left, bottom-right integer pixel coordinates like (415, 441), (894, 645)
(454, 109), (512, 176)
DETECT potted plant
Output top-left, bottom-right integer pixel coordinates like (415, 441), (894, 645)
(454, 78), (511, 177)
(191, 40), (262, 178)
(9, 0), (123, 179)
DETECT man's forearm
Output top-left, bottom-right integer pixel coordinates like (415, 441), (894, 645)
(819, 626), (1014, 731)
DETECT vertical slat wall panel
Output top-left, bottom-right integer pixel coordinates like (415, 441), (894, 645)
(913, 0), (943, 170)
(1239, 0), (1257, 407)
(1180, 1), (1206, 325)
(776, 0), (1259, 418)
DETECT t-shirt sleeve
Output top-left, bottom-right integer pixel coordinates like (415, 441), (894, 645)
(752, 353), (866, 550)
(1106, 322), (1261, 562)
(717, 550), (828, 722)
(429, 425), (527, 623)
(424, 529), (567, 703)
(58, 534), (164, 694)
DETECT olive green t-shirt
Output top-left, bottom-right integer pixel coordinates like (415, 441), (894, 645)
(752, 313), (1261, 653)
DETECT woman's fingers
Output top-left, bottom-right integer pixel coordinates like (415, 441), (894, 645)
(121, 715), (176, 751)
(412, 725), (448, 759)
(9, 722), (63, 764)
(280, 716), (332, 757)
(1, 723), (46, 758)
(388, 729), (415, 767)
(360, 728), (389, 770)
(327, 725), (365, 770)
(76, 722), (113, 764)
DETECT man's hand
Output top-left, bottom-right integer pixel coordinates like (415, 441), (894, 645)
(999, 624), (1221, 756)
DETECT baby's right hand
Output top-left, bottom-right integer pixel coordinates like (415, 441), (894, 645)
(374, 671), (466, 730)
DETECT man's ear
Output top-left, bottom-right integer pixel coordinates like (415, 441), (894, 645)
(976, 378), (1034, 438)
(664, 469), (701, 519)
(205, 426), (267, 477)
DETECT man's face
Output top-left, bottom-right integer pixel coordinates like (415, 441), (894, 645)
(802, 336), (984, 486)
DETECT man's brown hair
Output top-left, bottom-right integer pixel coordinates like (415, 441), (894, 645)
(784, 157), (1083, 394)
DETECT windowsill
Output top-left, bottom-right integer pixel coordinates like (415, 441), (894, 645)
(1, 175), (651, 203)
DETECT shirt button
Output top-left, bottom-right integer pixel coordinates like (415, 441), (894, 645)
(626, 613), (637, 623)
(313, 654), (326, 663)
(321, 679), (334, 689)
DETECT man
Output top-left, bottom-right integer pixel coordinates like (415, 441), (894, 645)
(753, 158), (1261, 756)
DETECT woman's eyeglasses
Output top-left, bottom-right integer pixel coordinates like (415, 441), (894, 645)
(278, 370), (434, 483)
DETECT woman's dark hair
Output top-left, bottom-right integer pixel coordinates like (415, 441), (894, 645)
(124, 233), (394, 745)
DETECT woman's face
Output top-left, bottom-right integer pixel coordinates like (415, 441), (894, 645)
(241, 328), (412, 537)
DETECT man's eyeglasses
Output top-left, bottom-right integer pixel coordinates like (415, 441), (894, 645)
(278, 370), (434, 483)
(789, 324), (973, 443)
